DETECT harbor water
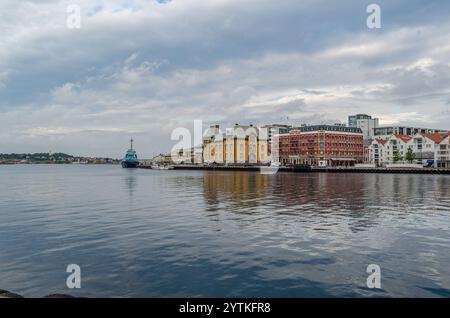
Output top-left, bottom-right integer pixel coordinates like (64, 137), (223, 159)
(0, 165), (449, 297)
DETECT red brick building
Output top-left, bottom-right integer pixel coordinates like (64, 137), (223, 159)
(277, 125), (364, 167)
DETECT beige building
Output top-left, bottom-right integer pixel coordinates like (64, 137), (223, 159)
(203, 124), (268, 164)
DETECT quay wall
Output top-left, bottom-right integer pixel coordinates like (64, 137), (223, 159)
(138, 165), (450, 174)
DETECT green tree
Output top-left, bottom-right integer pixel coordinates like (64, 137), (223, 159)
(393, 151), (403, 162)
(405, 147), (416, 163)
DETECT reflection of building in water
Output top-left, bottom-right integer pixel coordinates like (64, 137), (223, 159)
(202, 172), (270, 208)
(269, 173), (385, 233)
(203, 124), (269, 164)
(365, 174), (450, 208)
(274, 173), (367, 208)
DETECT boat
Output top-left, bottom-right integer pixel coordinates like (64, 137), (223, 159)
(293, 164), (312, 172)
(151, 165), (174, 170)
(121, 138), (139, 168)
(260, 162), (280, 175)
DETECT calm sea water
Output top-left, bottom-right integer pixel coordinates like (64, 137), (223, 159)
(0, 165), (449, 298)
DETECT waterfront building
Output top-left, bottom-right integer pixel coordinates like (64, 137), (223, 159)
(171, 146), (203, 164)
(260, 124), (292, 155)
(150, 153), (174, 165)
(369, 134), (412, 166)
(436, 134), (450, 168)
(363, 141), (371, 163)
(369, 138), (388, 166)
(348, 114), (379, 140)
(203, 124), (269, 164)
(203, 125), (223, 163)
(277, 124), (364, 167)
(409, 132), (450, 168)
(368, 132), (450, 167)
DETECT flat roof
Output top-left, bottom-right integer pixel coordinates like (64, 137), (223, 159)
(292, 125), (363, 133)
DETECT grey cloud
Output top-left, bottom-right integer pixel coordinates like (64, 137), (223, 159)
(1, 0), (450, 157)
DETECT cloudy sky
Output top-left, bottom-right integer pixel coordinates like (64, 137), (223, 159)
(1, 0), (450, 158)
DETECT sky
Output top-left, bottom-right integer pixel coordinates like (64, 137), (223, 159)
(1, 0), (450, 158)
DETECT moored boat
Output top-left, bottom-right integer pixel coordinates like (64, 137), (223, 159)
(121, 139), (139, 168)
(151, 165), (174, 170)
(293, 164), (312, 172)
(260, 162), (280, 175)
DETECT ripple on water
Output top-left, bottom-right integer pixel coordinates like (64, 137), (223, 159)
(0, 166), (449, 297)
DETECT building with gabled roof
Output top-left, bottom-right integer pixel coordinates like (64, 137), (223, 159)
(368, 132), (450, 168)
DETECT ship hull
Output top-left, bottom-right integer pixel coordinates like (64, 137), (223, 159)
(121, 161), (139, 168)
(293, 164), (312, 172)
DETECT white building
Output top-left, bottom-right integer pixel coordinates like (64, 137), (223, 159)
(348, 114), (379, 140)
(369, 134), (412, 166)
(436, 134), (450, 168)
(260, 124), (292, 155)
(410, 133), (450, 168)
(369, 132), (450, 168)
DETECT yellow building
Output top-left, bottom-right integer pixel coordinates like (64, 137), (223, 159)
(203, 124), (268, 164)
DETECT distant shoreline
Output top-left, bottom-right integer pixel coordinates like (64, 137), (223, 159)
(0, 153), (119, 165)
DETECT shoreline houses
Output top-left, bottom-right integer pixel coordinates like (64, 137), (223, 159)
(369, 132), (450, 168)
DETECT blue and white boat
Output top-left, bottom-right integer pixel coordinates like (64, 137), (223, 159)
(121, 138), (139, 168)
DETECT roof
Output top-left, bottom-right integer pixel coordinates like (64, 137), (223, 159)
(375, 139), (387, 145)
(393, 134), (413, 143)
(294, 125), (363, 134)
(421, 132), (450, 144)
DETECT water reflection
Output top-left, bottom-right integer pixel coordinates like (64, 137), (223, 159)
(1, 166), (449, 298)
(123, 169), (137, 198)
(200, 172), (450, 234)
(202, 172), (270, 209)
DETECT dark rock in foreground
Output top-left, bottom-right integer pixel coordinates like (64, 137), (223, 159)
(43, 294), (75, 298)
(0, 289), (24, 298)
(0, 289), (74, 298)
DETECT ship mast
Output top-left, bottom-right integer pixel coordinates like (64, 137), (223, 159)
(130, 138), (134, 150)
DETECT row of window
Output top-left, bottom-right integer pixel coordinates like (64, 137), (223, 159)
(281, 151), (363, 156)
(287, 144), (362, 148)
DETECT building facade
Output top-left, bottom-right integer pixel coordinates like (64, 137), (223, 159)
(368, 132), (450, 168)
(203, 124), (269, 164)
(277, 125), (364, 167)
(434, 134), (450, 168)
(260, 124), (292, 156)
(369, 134), (412, 166)
(409, 132), (450, 168)
(348, 114), (379, 140)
